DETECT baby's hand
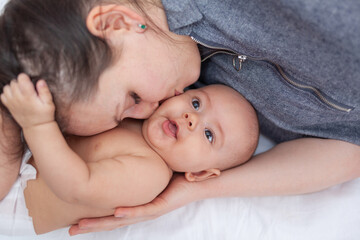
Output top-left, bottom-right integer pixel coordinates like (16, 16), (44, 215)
(0, 73), (55, 129)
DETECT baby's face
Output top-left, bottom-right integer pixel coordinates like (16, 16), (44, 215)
(142, 85), (257, 173)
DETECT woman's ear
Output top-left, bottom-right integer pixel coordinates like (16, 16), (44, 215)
(185, 169), (221, 182)
(86, 4), (146, 38)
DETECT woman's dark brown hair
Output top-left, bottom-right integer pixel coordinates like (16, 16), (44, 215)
(0, 0), (161, 157)
(0, 0), (114, 157)
(0, 0), (113, 107)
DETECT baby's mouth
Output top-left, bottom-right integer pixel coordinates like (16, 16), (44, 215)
(169, 120), (178, 138)
(162, 120), (178, 138)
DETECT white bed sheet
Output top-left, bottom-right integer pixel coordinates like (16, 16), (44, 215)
(1, 134), (359, 240)
(2, 179), (360, 240)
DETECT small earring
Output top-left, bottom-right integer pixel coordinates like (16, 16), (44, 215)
(138, 24), (147, 30)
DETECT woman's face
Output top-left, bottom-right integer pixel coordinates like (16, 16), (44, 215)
(64, 24), (201, 136)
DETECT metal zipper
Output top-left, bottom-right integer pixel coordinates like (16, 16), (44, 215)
(191, 36), (353, 113)
(274, 64), (352, 112)
(191, 36), (238, 62)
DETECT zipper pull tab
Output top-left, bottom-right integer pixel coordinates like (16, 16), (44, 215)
(233, 55), (247, 71)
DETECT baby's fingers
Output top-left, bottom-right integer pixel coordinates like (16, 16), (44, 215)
(9, 78), (25, 102)
(1, 85), (12, 105)
(17, 73), (37, 97)
(0, 92), (7, 105)
(36, 80), (53, 104)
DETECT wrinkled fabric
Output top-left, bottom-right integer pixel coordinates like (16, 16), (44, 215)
(0, 150), (36, 236)
(163, 0), (360, 144)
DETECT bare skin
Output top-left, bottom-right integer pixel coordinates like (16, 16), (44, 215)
(24, 120), (172, 234)
(1, 74), (256, 235)
(70, 138), (360, 235)
(0, 112), (22, 200)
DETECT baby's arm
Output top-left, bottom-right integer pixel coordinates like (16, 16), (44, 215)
(1, 74), (87, 202)
(0, 74), (170, 208)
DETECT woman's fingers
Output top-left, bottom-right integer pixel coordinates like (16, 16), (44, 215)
(114, 198), (166, 219)
(69, 216), (124, 235)
(69, 201), (164, 236)
(68, 174), (195, 236)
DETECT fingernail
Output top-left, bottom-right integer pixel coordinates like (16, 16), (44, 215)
(38, 81), (46, 87)
(78, 225), (90, 230)
(115, 214), (126, 218)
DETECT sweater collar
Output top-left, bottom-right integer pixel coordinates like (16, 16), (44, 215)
(161, 0), (204, 35)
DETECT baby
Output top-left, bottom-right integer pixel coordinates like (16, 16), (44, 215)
(0, 74), (259, 235)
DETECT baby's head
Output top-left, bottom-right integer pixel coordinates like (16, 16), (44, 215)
(142, 84), (259, 181)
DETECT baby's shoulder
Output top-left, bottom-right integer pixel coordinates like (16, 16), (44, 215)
(67, 122), (148, 163)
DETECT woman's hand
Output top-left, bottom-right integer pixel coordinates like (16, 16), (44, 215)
(69, 174), (201, 235)
(0, 73), (55, 130)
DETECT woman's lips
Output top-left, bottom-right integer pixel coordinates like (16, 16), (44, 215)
(162, 120), (178, 138)
(159, 90), (182, 105)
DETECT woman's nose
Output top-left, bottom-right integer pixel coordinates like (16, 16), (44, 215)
(142, 101), (159, 118)
(149, 101), (159, 111)
(124, 101), (159, 120)
(183, 112), (198, 130)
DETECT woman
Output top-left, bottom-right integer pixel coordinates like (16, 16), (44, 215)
(0, 0), (199, 199)
(0, 0), (359, 235)
(66, 0), (360, 235)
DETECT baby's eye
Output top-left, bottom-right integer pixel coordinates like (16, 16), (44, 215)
(131, 92), (141, 104)
(192, 98), (200, 110)
(204, 129), (214, 143)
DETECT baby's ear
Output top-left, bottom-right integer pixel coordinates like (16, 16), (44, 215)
(86, 4), (146, 38)
(185, 169), (221, 182)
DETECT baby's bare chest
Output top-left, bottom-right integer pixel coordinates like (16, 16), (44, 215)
(66, 126), (150, 163)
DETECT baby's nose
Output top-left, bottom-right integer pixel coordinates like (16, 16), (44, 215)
(183, 112), (198, 130)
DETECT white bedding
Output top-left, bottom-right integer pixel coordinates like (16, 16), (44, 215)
(1, 135), (360, 240)
(3, 180), (360, 240)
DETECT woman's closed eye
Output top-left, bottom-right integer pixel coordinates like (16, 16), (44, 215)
(205, 129), (214, 143)
(131, 92), (141, 104)
(192, 98), (200, 110)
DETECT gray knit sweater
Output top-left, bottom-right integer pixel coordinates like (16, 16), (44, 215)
(162, 0), (360, 145)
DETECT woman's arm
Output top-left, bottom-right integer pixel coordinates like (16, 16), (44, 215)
(69, 138), (360, 235)
(0, 111), (22, 200)
(0, 74), (170, 208)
